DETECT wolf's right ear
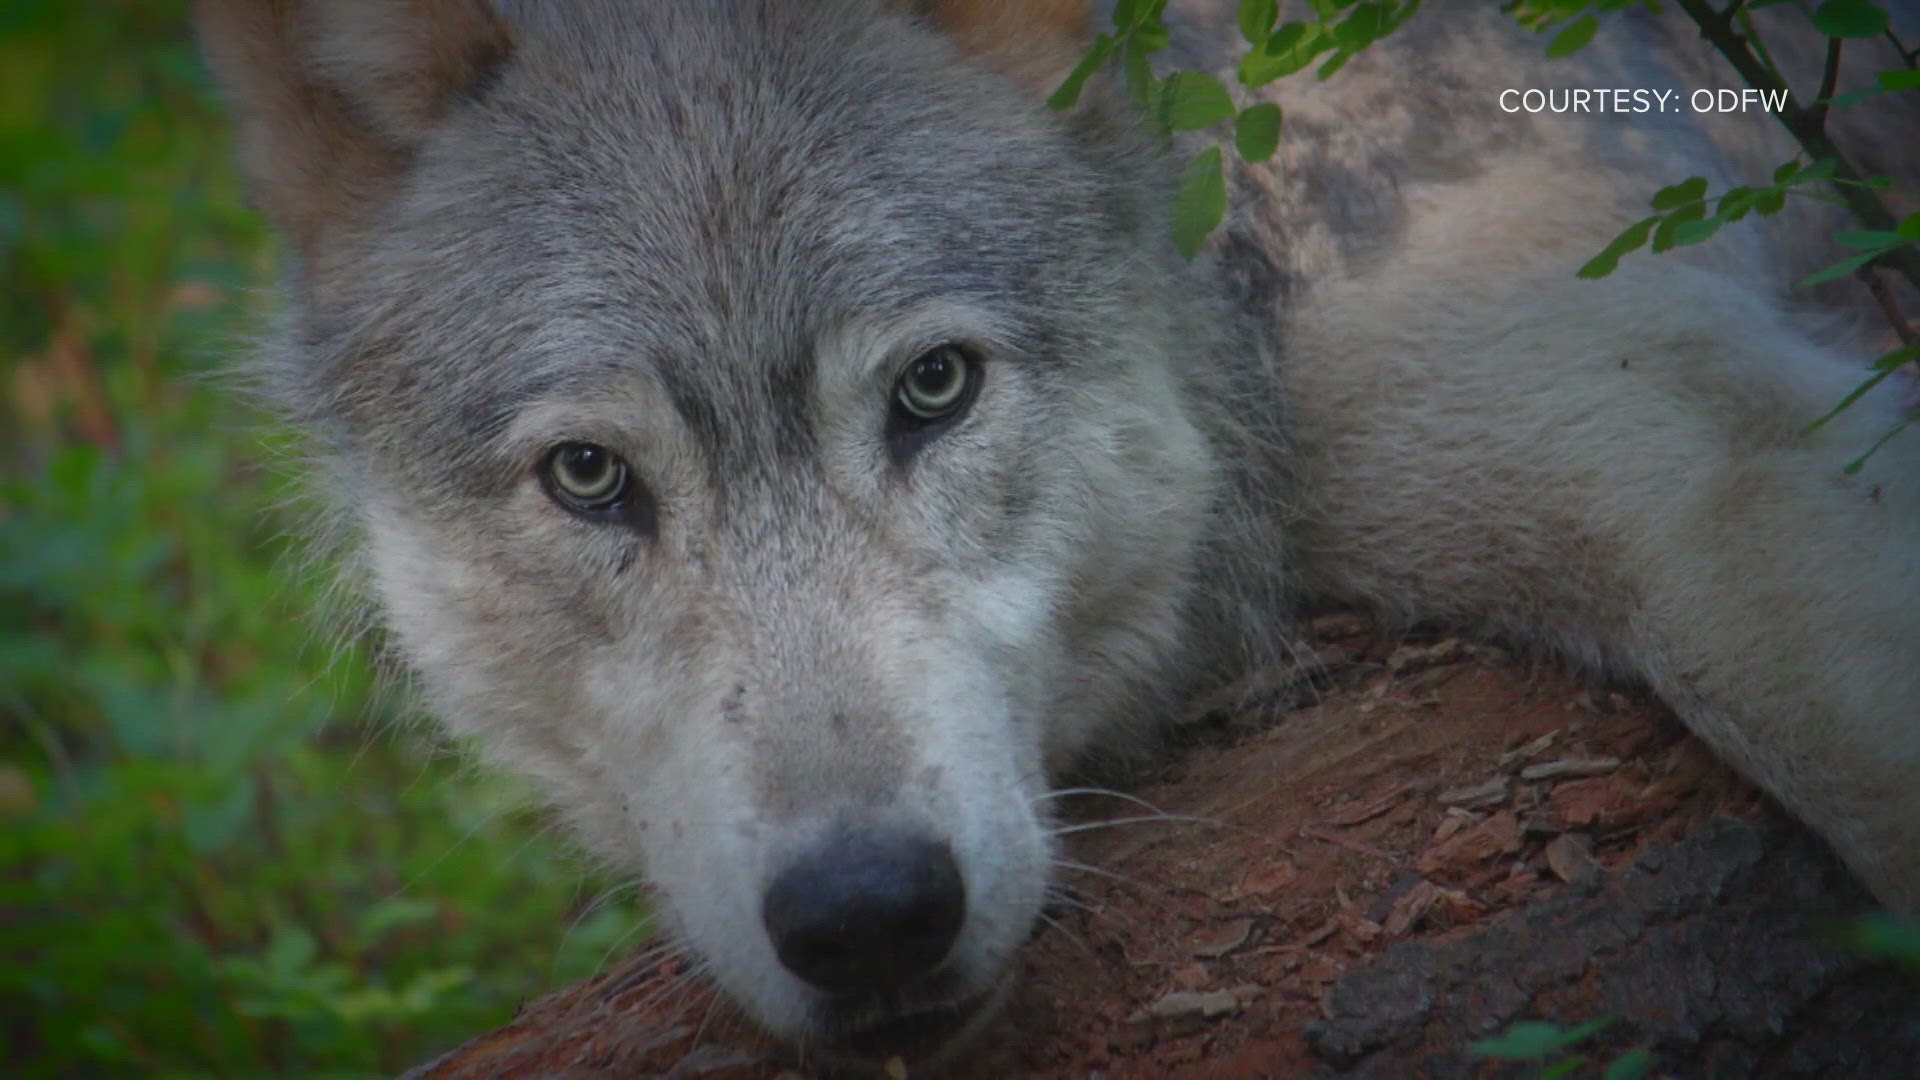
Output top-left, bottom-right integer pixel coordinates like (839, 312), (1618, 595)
(196, 0), (511, 275)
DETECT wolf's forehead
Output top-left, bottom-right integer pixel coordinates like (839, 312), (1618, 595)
(329, 0), (1148, 483)
(485, 0), (1100, 298)
(430, 11), (1115, 387)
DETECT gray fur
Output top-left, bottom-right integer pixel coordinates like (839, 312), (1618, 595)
(202, 0), (1920, 1067)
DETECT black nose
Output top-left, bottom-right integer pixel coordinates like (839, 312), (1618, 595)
(761, 828), (966, 994)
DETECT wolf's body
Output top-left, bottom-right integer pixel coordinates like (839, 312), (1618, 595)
(198, 0), (1920, 1067)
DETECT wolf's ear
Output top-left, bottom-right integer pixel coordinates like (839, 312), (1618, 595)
(912, 0), (1090, 91)
(195, 0), (511, 270)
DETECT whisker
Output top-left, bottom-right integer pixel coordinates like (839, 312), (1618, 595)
(1047, 812), (1217, 837)
(1051, 856), (1156, 893)
(554, 880), (645, 980)
(610, 956), (712, 1027)
(595, 911), (667, 979)
(1032, 786), (1178, 816)
(1035, 908), (1096, 957)
(597, 941), (688, 1001)
(686, 979), (730, 1049)
(388, 797), (525, 899)
(1041, 887), (1102, 916)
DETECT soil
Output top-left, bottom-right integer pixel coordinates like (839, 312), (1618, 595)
(403, 618), (1915, 1079)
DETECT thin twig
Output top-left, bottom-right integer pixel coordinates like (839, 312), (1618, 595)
(1884, 27), (1918, 68)
(1810, 35), (1842, 132)
(1865, 271), (1919, 348)
(1733, 3), (1785, 87)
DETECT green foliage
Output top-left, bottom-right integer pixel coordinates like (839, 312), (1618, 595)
(1840, 911), (1920, 971)
(1576, 158), (1843, 279)
(1811, 0), (1891, 40)
(1546, 14), (1600, 60)
(1471, 1017), (1655, 1079)
(1472, 926), (1913, 1080)
(1173, 147), (1229, 258)
(2, 2), (645, 1073)
(1053, 0), (1919, 466)
(1234, 102), (1284, 163)
(1051, 0), (1427, 258)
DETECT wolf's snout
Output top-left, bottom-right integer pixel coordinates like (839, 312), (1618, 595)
(761, 828), (966, 994)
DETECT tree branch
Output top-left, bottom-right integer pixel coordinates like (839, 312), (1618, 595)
(1810, 35), (1842, 133)
(1673, 0), (1920, 292)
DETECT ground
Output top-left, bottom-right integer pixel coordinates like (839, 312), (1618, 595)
(402, 616), (1916, 1078)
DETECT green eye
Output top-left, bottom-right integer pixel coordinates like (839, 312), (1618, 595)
(543, 442), (630, 512)
(894, 346), (976, 422)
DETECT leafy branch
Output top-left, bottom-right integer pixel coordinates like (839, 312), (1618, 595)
(1670, 0), (1920, 290)
(1051, 0), (1425, 257)
(1051, 0), (1919, 466)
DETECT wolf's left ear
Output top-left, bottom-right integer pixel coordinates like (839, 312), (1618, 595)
(196, 0), (511, 277)
(909, 0), (1090, 92)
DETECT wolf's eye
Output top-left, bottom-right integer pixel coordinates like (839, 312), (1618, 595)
(542, 442), (631, 513)
(894, 345), (978, 423)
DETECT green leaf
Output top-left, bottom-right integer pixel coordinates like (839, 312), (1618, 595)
(1717, 186), (1757, 222)
(1796, 157), (1839, 183)
(1330, 2), (1391, 50)
(1651, 203), (1707, 253)
(1047, 32), (1115, 110)
(1171, 146), (1227, 259)
(1265, 22), (1316, 54)
(266, 925), (318, 978)
(1123, 37), (1155, 108)
(1470, 1018), (1614, 1060)
(354, 897), (442, 947)
(1578, 215), (1658, 279)
(1879, 69), (1920, 91)
(1835, 230), (1901, 250)
(1162, 72), (1237, 131)
(1897, 212), (1920, 242)
(1547, 14), (1598, 59)
(1670, 216), (1722, 247)
(1239, 0), (1278, 43)
(1605, 1048), (1658, 1080)
(1843, 413), (1914, 474)
(1801, 349), (1912, 432)
(1241, 23), (1329, 86)
(183, 774), (255, 855)
(1649, 176), (1708, 210)
(1811, 0), (1890, 38)
(1235, 102), (1284, 162)
(1875, 343), (1920, 371)
(1133, 19), (1172, 52)
(1826, 85), (1885, 108)
(1798, 248), (1884, 288)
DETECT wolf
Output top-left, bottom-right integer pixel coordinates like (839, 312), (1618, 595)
(196, 0), (1920, 1069)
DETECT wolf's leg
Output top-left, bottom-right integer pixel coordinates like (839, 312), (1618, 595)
(1275, 164), (1920, 906)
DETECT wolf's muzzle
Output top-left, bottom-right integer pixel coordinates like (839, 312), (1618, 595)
(761, 826), (966, 993)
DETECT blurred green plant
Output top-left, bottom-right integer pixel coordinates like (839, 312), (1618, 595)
(1839, 910), (1920, 972)
(1, 2), (645, 1074)
(1470, 1017), (1655, 1080)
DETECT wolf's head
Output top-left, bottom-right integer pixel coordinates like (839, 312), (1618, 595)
(201, 0), (1270, 1062)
